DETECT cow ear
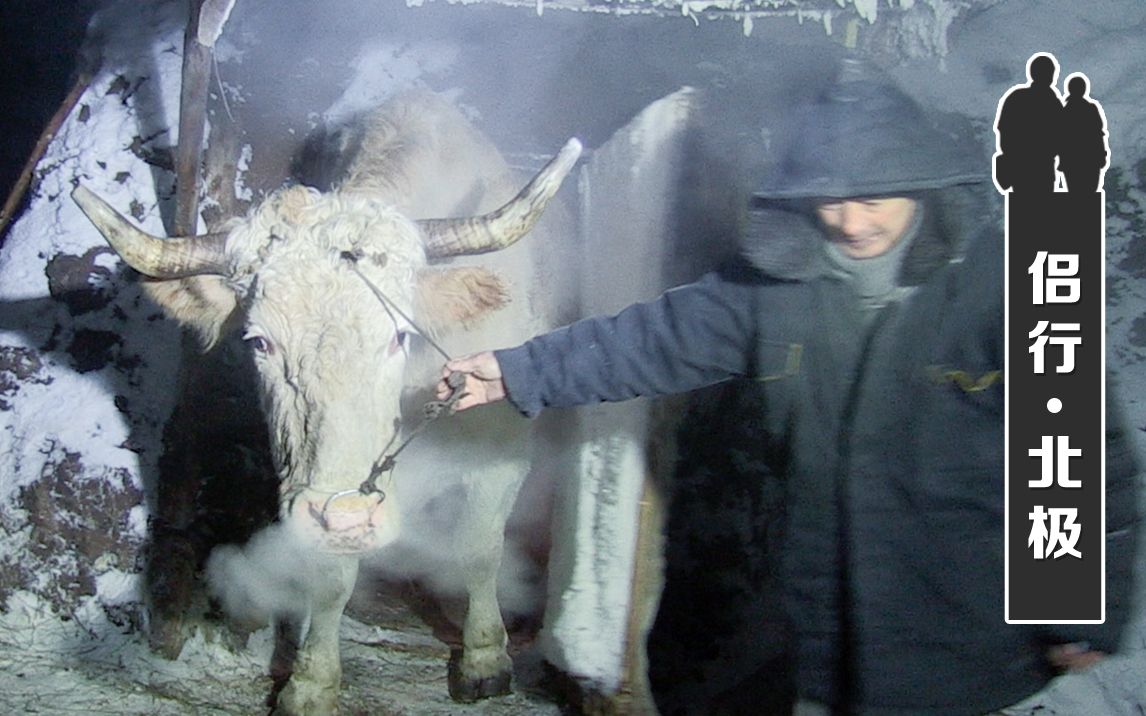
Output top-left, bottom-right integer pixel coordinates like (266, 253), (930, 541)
(413, 267), (509, 335)
(142, 275), (240, 349)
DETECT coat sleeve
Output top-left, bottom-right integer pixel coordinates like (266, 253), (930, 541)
(494, 265), (760, 418)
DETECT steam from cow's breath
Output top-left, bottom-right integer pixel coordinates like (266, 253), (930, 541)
(204, 487), (550, 632)
(205, 522), (328, 629)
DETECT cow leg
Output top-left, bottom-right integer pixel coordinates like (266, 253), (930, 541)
(274, 555), (359, 716)
(448, 476), (520, 702)
(449, 547), (513, 702)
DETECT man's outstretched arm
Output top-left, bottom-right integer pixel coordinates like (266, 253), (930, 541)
(438, 267), (760, 416)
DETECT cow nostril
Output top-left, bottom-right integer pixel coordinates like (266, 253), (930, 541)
(388, 330), (409, 357)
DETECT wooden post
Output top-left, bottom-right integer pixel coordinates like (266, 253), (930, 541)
(146, 0), (241, 660)
(619, 471), (667, 714)
(147, 0), (210, 639)
(173, 0), (212, 235)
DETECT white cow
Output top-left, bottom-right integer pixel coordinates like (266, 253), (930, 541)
(73, 90), (581, 715)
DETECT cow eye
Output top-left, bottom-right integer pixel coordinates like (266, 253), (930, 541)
(244, 333), (274, 355)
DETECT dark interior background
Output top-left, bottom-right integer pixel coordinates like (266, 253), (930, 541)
(0, 1), (102, 240)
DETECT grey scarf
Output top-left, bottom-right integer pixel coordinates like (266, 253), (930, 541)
(822, 207), (922, 320)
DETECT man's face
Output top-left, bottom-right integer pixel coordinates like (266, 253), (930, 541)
(816, 196), (918, 259)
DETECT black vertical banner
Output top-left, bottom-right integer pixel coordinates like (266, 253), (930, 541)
(1006, 192), (1104, 622)
(997, 53), (1109, 623)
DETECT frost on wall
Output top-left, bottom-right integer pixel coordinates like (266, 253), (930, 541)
(416, 0), (1000, 54)
(0, 0), (187, 627)
(0, 443), (145, 626)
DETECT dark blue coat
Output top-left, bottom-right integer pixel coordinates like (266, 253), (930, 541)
(496, 187), (1139, 713)
(495, 60), (1140, 713)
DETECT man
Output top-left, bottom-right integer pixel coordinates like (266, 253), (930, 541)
(994, 53), (1064, 194)
(439, 58), (1140, 714)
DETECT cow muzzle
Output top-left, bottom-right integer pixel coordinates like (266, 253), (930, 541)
(285, 487), (399, 555)
(279, 373), (466, 556)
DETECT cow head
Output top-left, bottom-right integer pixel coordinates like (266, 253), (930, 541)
(72, 138), (580, 550)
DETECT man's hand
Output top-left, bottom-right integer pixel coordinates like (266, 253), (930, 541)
(438, 351), (507, 412)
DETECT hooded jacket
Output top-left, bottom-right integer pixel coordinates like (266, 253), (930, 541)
(494, 59), (1140, 714)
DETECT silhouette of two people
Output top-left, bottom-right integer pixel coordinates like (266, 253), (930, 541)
(995, 53), (1108, 193)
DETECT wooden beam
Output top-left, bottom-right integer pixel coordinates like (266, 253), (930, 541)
(173, 0), (212, 236)
(618, 470), (667, 714)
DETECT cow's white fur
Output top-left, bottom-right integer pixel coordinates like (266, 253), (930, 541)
(144, 91), (568, 715)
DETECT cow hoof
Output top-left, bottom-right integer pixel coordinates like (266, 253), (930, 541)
(447, 651), (512, 703)
(147, 614), (189, 660)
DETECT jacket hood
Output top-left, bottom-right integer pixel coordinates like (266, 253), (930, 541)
(741, 183), (998, 284)
(753, 57), (989, 200)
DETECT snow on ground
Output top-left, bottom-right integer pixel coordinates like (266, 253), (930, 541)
(0, 590), (561, 715)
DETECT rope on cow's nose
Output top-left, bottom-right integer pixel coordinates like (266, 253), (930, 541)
(339, 250), (469, 498)
(340, 250), (453, 363)
(357, 369), (467, 496)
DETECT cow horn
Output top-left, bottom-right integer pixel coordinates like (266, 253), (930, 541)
(72, 184), (230, 278)
(418, 137), (582, 258)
